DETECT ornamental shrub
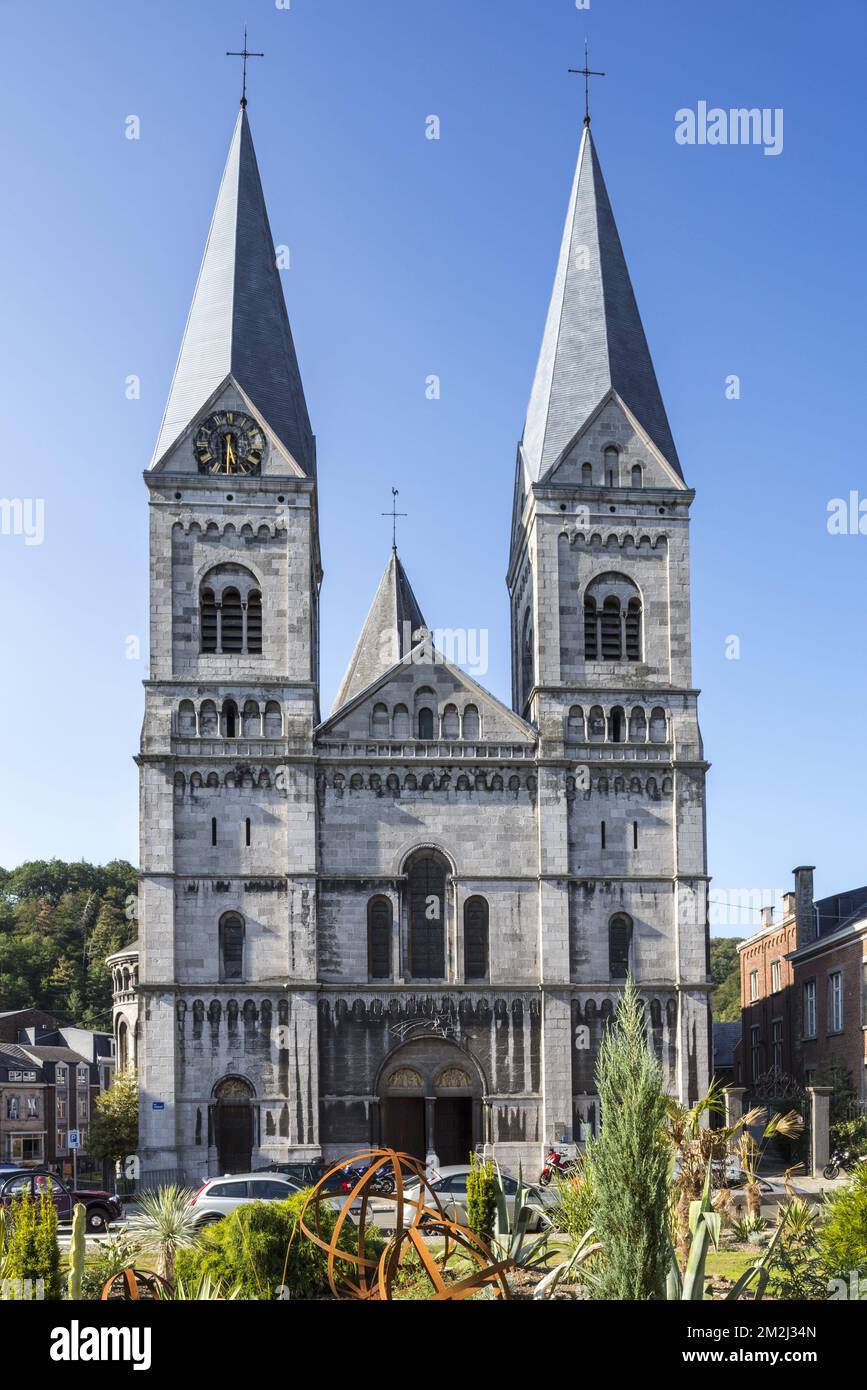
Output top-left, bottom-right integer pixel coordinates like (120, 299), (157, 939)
(819, 1166), (867, 1287)
(466, 1155), (496, 1245)
(4, 1189), (62, 1300)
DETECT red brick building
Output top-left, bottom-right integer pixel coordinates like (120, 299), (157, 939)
(737, 869), (867, 1099)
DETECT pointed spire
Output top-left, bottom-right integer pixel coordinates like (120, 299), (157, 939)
(332, 551), (427, 712)
(151, 108), (315, 473)
(522, 125), (681, 482)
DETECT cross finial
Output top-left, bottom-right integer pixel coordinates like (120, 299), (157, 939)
(382, 487), (408, 553)
(568, 41), (606, 126)
(227, 27), (264, 108)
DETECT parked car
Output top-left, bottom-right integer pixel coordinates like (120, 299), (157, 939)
(398, 1165), (547, 1231)
(253, 1160), (327, 1188)
(189, 1173), (305, 1226)
(0, 1169), (123, 1233)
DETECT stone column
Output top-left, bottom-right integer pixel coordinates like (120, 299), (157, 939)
(808, 1085), (833, 1176)
(724, 1086), (747, 1129)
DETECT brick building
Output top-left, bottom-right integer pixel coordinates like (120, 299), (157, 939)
(0, 1010), (114, 1172)
(737, 871), (867, 1099)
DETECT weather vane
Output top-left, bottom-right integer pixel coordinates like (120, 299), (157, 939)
(227, 27), (264, 108)
(569, 41), (606, 126)
(382, 488), (407, 553)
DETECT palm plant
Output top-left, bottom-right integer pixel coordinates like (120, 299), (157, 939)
(126, 1185), (200, 1287)
(667, 1165), (785, 1301)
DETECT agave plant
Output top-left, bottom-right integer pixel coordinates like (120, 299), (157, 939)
(487, 1163), (551, 1274)
(126, 1185), (201, 1287)
(667, 1164), (785, 1301)
(532, 1227), (603, 1300)
(157, 1273), (241, 1300)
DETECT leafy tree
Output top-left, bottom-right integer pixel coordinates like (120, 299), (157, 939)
(709, 936), (744, 1021)
(586, 978), (671, 1299)
(88, 1070), (139, 1167)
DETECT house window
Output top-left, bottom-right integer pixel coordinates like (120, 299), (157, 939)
(26, 1095), (38, 1119)
(56, 1065), (67, 1090)
(828, 971), (843, 1033)
(609, 914), (633, 980)
(6, 1097), (19, 1121)
(771, 1019), (783, 1072)
(771, 959), (782, 993)
(56, 1094), (67, 1120)
(9, 1136), (43, 1163)
(367, 897), (392, 980)
(463, 897), (489, 981)
(56, 1128), (67, 1154)
(749, 969), (759, 1002)
(803, 980), (817, 1039)
(220, 913), (245, 981)
(750, 1025), (762, 1081)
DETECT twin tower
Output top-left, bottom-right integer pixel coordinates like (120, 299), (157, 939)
(119, 101), (711, 1179)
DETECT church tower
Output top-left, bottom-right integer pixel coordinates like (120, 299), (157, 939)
(137, 106), (322, 1175)
(508, 119), (711, 1120)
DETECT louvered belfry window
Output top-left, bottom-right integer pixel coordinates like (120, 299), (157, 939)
(246, 591), (263, 653)
(200, 566), (264, 655)
(221, 588), (243, 652)
(408, 851), (447, 979)
(221, 914), (245, 980)
(201, 589), (218, 652)
(368, 897), (392, 980)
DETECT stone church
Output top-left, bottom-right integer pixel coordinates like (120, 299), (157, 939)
(112, 96), (711, 1180)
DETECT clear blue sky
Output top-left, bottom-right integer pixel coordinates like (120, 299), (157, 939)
(1, 0), (864, 936)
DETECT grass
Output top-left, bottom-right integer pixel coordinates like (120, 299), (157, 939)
(704, 1249), (758, 1283)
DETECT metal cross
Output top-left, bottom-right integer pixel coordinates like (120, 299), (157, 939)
(227, 27), (264, 108)
(569, 42), (606, 126)
(382, 487), (407, 552)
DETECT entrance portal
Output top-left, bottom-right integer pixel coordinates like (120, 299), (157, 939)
(382, 1096), (426, 1159)
(435, 1097), (473, 1165)
(213, 1076), (254, 1174)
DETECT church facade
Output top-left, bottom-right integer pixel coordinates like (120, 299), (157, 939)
(115, 100), (711, 1180)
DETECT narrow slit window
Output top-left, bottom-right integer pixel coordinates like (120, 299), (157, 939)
(633, 820), (639, 849)
(211, 817), (217, 847)
(245, 818), (251, 847)
(600, 821), (606, 850)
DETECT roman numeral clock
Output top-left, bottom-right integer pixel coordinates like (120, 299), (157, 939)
(194, 410), (266, 475)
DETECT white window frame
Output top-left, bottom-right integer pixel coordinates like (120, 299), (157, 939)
(771, 959), (782, 993)
(749, 969), (759, 1002)
(828, 971), (843, 1034)
(803, 979), (817, 1039)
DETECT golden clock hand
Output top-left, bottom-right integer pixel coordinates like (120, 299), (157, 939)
(225, 435), (236, 473)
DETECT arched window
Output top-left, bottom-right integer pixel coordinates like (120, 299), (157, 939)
(200, 700), (217, 736)
(242, 700), (260, 738)
(604, 445), (619, 487)
(201, 590), (217, 652)
(462, 705), (480, 740)
(221, 588), (243, 652)
(583, 573), (642, 662)
(220, 913), (245, 981)
(610, 706), (626, 743)
(393, 704), (410, 738)
(650, 706), (668, 743)
(441, 704), (459, 738)
(581, 462), (593, 486)
(464, 896), (489, 981)
(246, 591), (262, 653)
(199, 564), (263, 655)
(629, 706), (647, 742)
(417, 706), (435, 740)
(609, 914), (633, 980)
(567, 705), (585, 741)
(178, 700), (197, 736)
(372, 703), (389, 737)
(407, 850), (448, 979)
(367, 897), (392, 980)
(588, 705), (605, 741)
(263, 701), (282, 737)
(631, 464), (643, 489)
(222, 699), (239, 739)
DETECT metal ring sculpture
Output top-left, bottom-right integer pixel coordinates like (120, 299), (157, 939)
(299, 1148), (512, 1301)
(100, 1267), (172, 1300)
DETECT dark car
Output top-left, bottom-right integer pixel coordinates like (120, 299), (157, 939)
(254, 1160), (328, 1189)
(0, 1169), (123, 1232)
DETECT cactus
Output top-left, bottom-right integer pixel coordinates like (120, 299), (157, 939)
(67, 1203), (86, 1300)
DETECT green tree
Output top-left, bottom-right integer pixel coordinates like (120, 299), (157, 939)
(465, 1154), (496, 1245)
(88, 1070), (139, 1168)
(819, 1167), (867, 1286)
(586, 978), (671, 1300)
(709, 936), (744, 1022)
(4, 1190), (62, 1300)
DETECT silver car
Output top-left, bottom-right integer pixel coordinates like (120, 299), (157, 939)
(399, 1165), (547, 1232)
(189, 1172), (303, 1226)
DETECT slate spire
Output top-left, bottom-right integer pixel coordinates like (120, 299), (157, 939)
(521, 124), (681, 482)
(151, 107), (315, 473)
(332, 551), (427, 712)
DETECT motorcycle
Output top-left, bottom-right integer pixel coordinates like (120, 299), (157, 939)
(823, 1148), (867, 1180)
(538, 1148), (582, 1187)
(338, 1161), (396, 1195)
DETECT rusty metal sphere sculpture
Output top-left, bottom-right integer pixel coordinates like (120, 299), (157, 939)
(100, 1267), (172, 1301)
(299, 1148), (511, 1301)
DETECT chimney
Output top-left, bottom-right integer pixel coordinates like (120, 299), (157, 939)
(792, 866), (816, 948)
(761, 905), (774, 930)
(782, 892), (796, 919)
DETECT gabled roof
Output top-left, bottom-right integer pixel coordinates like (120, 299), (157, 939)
(151, 107), (315, 474)
(521, 123), (682, 484)
(331, 551), (428, 713)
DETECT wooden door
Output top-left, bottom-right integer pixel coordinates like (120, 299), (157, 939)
(382, 1097), (426, 1159)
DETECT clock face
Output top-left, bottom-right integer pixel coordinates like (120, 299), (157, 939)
(195, 411), (265, 475)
